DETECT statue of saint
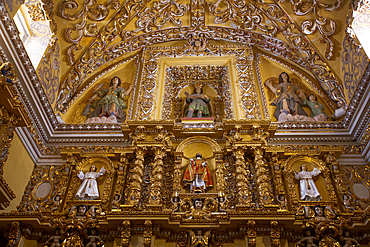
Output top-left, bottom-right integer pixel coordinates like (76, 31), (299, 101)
(265, 72), (307, 120)
(75, 165), (106, 200)
(84, 76), (133, 123)
(184, 85), (211, 118)
(295, 164), (321, 201)
(303, 94), (328, 121)
(183, 153), (213, 192)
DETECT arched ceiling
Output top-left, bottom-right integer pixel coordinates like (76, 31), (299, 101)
(13, 0), (368, 121)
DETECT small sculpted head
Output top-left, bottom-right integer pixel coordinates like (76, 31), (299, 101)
(90, 165), (97, 172)
(110, 76), (121, 88)
(308, 94), (317, 102)
(279, 72), (289, 84)
(300, 164), (307, 172)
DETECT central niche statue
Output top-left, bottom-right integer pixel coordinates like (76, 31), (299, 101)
(184, 84), (212, 118)
(183, 153), (213, 192)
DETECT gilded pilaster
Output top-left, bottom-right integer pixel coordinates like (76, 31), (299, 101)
(233, 146), (251, 205)
(149, 146), (166, 205)
(215, 152), (225, 195)
(127, 146), (146, 206)
(7, 221), (21, 247)
(246, 220), (256, 247)
(112, 154), (128, 208)
(120, 221), (131, 247)
(270, 221), (280, 247)
(173, 152), (183, 195)
(144, 220), (152, 247)
(270, 152), (284, 197)
(253, 146), (272, 206)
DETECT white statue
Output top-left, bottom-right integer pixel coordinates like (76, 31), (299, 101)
(75, 165), (106, 199)
(295, 164), (321, 201)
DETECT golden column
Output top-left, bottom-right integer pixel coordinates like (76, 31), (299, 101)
(253, 146), (272, 206)
(127, 146), (146, 206)
(233, 146), (251, 205)
(149, 146), (166, 205)
(214, 152), (225, 196)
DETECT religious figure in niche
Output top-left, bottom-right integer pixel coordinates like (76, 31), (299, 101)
(184, 85), (212, 118)
(183, 153), (213, 192)
(83, 76), (133, 123)
(265, 72), (329, 122)
(265, 72), (307, 120)
(295, 164), (321, 201)
(0, 62), (17, 83)
(75, 165), (106, 200)
(303, 94), (328, 120)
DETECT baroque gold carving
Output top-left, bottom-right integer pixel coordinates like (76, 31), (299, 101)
(285, 0), (342, 60)
(120, 220), (131, 247)
(126, 146), (146, 206)
(208, 0), (277, 35)
(148, 146), (166, 205)
(133, 0), (188, 34)
(233, 146), (251, 205)
(253, 146), (272, 206)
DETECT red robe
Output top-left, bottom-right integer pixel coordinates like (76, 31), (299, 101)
(183, 159), (213, 188)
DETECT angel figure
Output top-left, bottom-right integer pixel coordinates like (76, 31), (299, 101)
(181, 198), (217, 220)
(44, 229), (63, 247)
(265, 72), (307, 120)
(339, 230), (361, 247)
(297, 229), (319, 247)
(188, 229), (211, 247)
(303, 94), (328, 121)
(184, 85), (212, 118)
(85, 229), (104, 247)
(75, 165), (106, 200)
(84, 76), (133, 123)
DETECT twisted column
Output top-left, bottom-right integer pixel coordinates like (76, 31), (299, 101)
(127, 147), (145, 206)
(149, 146), (166, 205)
(253, 146), (272, 206)
(233, 146), (251, 205)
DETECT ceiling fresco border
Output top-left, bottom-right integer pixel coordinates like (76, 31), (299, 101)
(55, 0), (347, 113)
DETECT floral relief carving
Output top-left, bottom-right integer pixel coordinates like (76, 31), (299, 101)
(60, 0), (121, 65)
(208, 0), (277, 36)
(285, 0), (342, 60)
(133, 0), (189, 33)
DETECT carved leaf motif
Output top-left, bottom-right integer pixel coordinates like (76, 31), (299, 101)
(208, 0), (277, 36)
(133, 0), (189, 33)
(60, 0), (121, 65)
(289, 0), (341, 60)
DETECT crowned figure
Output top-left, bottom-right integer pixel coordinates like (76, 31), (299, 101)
(183, 153), (213, 192)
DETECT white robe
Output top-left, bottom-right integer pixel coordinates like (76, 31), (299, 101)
(75, 167), (106, 199)
(295, 167), (321, 200)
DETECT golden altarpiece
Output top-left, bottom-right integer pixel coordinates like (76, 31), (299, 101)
(0, 0), (369, 246)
